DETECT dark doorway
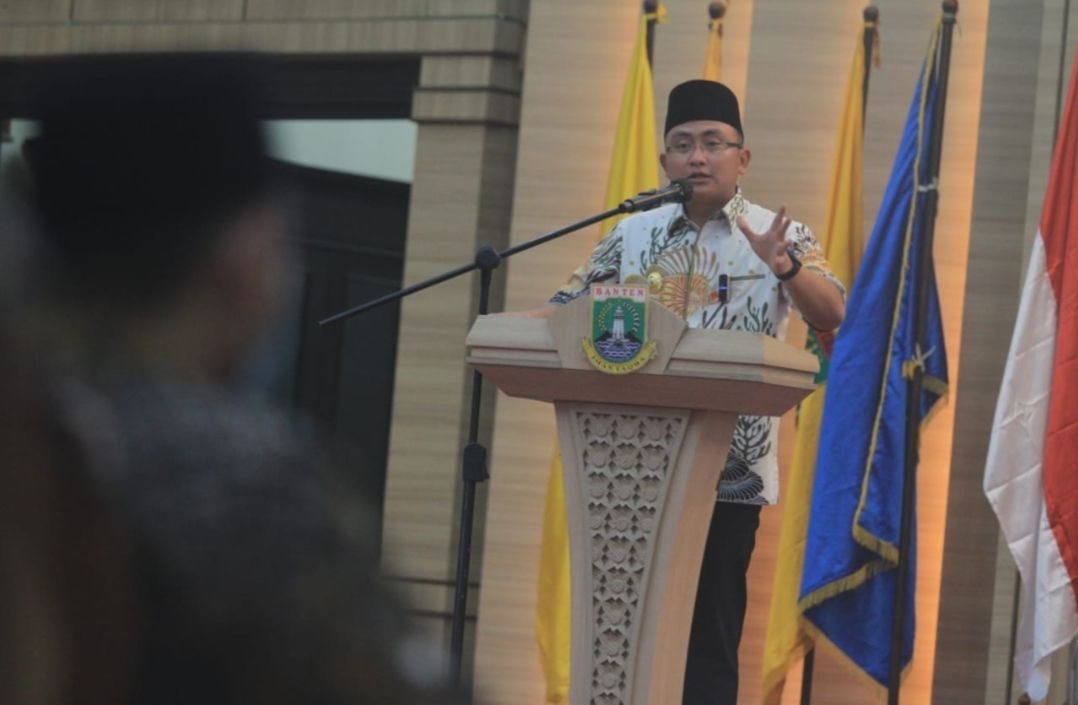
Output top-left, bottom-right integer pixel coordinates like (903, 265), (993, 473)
(262, 56), (419, 550)
(280, 160), (409, 539)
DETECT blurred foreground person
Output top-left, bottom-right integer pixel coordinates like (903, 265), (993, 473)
(20, 53), (460, 705)
(0, 167), (136, 705)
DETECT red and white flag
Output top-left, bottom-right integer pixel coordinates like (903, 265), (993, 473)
(984, 49), (1078, 701)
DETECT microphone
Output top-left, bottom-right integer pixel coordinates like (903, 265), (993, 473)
(619, 178), (694, 213)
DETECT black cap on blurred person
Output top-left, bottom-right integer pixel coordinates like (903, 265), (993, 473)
(26, 53), (274, 305)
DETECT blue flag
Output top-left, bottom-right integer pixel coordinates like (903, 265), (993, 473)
(797, 19), (950, 689)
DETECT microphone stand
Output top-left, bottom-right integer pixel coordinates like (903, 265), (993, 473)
(319, 181), (692, 687)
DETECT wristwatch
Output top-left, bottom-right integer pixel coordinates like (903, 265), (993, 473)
(776, 251), (802, 281)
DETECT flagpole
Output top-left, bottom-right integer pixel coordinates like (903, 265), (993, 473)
(887, 2), (958, 704)
(862, 5), (878, 118)
(709, 2), (727, 36)
(800, 643), (816, 705)
(645, 0), (658, 67)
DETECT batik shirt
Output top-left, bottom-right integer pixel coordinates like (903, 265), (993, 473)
(550, 191), (844, 506)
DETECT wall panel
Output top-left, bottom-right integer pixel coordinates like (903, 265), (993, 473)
(246, 0), (528, 22)
(931, 2), (1044, 703)
(480, 1), (987, 704)
(72, 1), (243, 22)
(0, 1), (1042, 701)
(0, 0), (71, 22)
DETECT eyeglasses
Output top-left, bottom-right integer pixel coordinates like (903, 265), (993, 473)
(665, 138), (743, 156)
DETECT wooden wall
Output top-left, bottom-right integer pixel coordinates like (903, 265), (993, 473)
(935, 2), (1078, 704)
(930, 2), (1042, 702)
(5, 1), (1077, 702)
(475, 1), (991, 704)
(0, 1), (527, 54)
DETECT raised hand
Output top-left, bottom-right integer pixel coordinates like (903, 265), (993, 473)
(736, 207), (795, 277)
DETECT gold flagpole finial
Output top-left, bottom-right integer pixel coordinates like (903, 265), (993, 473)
(708, 1), (727, 21)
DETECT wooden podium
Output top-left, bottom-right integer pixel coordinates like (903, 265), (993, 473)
(466, 295), (817, 705)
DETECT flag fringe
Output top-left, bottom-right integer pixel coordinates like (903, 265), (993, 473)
(797, 558), (893, 613)
(798, 617), (914, 697)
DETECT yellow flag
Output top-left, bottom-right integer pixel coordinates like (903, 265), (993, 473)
(599, 8), (662, 235)
(760, 22), (872, 705)
(702, 13), (723, 81)
(535, 7), (662, 703)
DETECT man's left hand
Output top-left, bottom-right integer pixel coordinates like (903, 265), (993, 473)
(736, 206), (845, 330)
(736, 207), (796, 278)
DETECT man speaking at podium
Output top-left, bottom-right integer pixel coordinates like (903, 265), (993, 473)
(545, 79), (846, 705)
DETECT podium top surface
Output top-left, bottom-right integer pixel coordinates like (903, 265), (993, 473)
(466, 297), (819, 417)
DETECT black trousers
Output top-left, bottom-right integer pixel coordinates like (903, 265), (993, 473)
(682, 502), (762, 705)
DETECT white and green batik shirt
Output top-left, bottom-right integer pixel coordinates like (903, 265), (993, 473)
(550, 191), (845, 506)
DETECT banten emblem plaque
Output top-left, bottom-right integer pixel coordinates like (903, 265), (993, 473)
(582, 284), (657, 374)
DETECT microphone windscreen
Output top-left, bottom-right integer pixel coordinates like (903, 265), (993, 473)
(674, 179), (694, 203)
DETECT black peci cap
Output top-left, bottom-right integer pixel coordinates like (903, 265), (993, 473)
(664, 79), (743, 138)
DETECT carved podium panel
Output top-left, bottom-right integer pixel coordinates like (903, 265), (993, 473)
(467, 296), (816, 705)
